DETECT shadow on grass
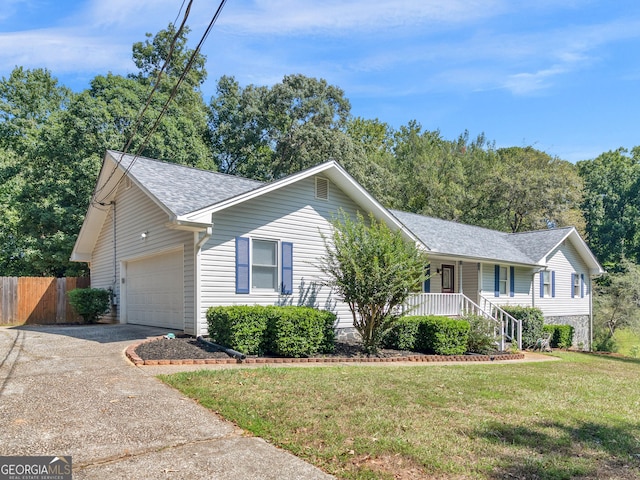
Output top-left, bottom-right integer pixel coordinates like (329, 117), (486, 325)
(475, 419), (640, 479)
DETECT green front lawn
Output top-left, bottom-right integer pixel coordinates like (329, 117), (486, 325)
(160, 353), (640, 479)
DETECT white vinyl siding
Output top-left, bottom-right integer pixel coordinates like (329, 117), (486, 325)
(89, 181), (195, 333)
(535, 240), (590, 317)
(199, 175), (361, 333)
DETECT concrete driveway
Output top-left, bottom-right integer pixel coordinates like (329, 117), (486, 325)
(0, 324), (333, 479)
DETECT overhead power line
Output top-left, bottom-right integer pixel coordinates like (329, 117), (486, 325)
(93, 0), (229, 205)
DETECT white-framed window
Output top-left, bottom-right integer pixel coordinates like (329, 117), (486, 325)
(236, 237), (294, 295)
(573, 273), (580, 298)
(542, 271), (551, 297)
(252, 239), (278, 290)
(499, 266), (508, 295)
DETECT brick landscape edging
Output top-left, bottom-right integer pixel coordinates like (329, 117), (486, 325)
(125, 336), (526, 366)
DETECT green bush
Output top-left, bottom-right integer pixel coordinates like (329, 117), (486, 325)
(207, 306), (268, 355)
(416, 316), (470, 355)
(501, 306), (544, 349)
(68, 288), (110, 323)
(464, 314), (497, 354)
(381, 317), (421, 351)
(383, 316), (469, 355)
(264, 306), (336, 357)
(543, 324), (575, 349)
(206, 305), (336, 357)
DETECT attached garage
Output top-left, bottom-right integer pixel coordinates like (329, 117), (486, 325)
(124, 249), (184, 330)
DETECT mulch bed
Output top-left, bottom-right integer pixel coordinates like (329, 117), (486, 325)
(133, 336), (517, 364)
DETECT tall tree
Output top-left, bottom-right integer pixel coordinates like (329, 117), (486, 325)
(0, 67), (71, 154)
(593, 259), (640, 350)
(0, 24), (213, 276)
(209, 74), (359, 181)
(478, 146), (583, 233)
(578, 148), (640, 267)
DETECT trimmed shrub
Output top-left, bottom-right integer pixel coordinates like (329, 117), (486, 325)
(207, 306), (268, 355)
(501, 306), (544, 349)
(464, 314), (498, 354)
(264, 306), (336, 357)
(543, 324), (575, 349)
(206, 305), (336, 357)
(381, 317), (421, 351)
(416, 316), (470, 355)
(384, 316), (469, 355)
(68, 288), (110, 323)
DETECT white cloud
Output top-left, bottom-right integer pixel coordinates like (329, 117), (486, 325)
(0, 29), (132, 74)
(219, 0), (508, 35)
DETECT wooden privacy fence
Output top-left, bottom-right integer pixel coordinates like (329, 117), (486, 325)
(0, 277), (90, 325)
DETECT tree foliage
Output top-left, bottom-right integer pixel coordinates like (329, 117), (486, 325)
(209, 74), (357, 180)
(0, 24), (212, 276)
(593, 260), (640, 350)
(319, 211), (428, 353)
(578, 148), (640, 268)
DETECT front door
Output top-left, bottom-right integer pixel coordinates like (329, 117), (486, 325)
(441, 264), (455, 293)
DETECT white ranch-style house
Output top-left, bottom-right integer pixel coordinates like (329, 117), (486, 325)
(72, 151), (604, 349)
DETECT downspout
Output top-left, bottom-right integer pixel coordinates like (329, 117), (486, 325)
(531, 267), (545, 308)
(194, 225), (213, 337)
(589, 275), (593, 351)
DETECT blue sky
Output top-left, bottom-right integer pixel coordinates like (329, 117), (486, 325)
(1, 0), (639, 162)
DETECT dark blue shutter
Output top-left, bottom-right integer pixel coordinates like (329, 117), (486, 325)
(540, 272), (545, 298)
(235, 237), (250, 294)
(424, 264), (431, 293)
(580, 273), (585, 298)
(509, 266), (515, 297)
(571, 273), (575, 298)
(552, 271), (556, 298)
(494, 265), (500, 297)
(281, 242), (293, 295)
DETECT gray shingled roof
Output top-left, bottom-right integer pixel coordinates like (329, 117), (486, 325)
(390, 209), (571, 265)
(109, 150), (264, 216)
(507, 227), (573, 263)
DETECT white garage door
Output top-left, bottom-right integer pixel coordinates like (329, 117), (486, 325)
(125, 250), (184, 330)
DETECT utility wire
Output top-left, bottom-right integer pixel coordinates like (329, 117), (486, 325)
(94, 0), (229, 205)
(90, 0), (194, 205)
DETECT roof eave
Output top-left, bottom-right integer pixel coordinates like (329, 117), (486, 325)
(427, 251), (539, 268)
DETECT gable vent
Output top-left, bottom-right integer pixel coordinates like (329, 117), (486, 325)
(124, 176), (132, 190)
(315, 177), (329, 200)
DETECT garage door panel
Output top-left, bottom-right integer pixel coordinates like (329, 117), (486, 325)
(126, 251), (183, 330)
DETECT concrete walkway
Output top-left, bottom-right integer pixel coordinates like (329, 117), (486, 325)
(0, 324), (333, 479)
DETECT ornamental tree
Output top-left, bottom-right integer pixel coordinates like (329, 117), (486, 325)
(319, 211), (428, 353)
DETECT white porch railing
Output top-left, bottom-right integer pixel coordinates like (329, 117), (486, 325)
(403, 293), (522, 351)
(478, 296), (522, 350)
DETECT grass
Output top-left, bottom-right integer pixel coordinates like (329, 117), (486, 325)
(160, 353), (640, 479)
(613, 328), (640, 357)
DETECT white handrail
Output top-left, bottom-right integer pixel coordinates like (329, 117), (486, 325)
(478, 296), (522, 350)
(404, 293), (523, 351)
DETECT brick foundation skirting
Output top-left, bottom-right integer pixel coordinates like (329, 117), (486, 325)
(125, 337), (525, 366)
